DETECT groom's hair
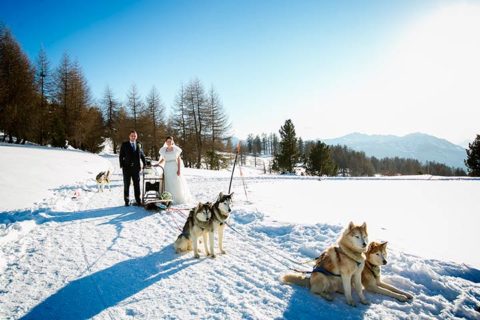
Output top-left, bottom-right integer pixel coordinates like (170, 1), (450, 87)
(130, 130), (137, 134)
(165, 136), (173, 141)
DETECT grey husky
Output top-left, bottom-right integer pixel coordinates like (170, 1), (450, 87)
(174, 192), (233, 258)
(208, 192), (233, 258)
(174, 202), (212, 258)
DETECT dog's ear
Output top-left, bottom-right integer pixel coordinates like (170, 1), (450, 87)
(196, 202), (203, 211)
(366, 242), (375, 252)
(381, 241), (388, 249)
(218, 192), (223, 200)
(361, 222), (367, 233)
(228, 192), (234, 198)
(348, 221), (355, 231)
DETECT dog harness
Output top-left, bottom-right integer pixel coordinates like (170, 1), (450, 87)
(311, 265), (341, 277)
(310, 246), (363, 277)
(335, 246), (363, 267)
(364, 261), (380, 279)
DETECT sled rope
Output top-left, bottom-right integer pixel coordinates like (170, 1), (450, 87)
(165, 208), (186, 232)
(225, 221), (314, 272)
(167, 204), (315, 269)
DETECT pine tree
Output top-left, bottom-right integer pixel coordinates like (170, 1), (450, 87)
(206, 86), (230, 152)
(270, 133), (279, 156)
(144, 86), (165, 158)
(297, 137), (305, 163)
(261, 133), (268, 154)
(0, 26), (37, 143)
(171, 84), (188, 147)
(102, 86), (119, 153)
(204, 86), (230, 170)
(171, 83), (194, 166)
(306, 141), (337, 176)
(246, 134), (254, 154)
(53, 53), (71, 142)
(275, 119), (298, 173)
(185, 78), (208, 168)
(127, 84), (142, 130)
(465, 135), (480, 176)
(34, 47), (52, 145)
(52, 54), (101, 151)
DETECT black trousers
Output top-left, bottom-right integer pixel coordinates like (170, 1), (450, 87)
(123, 168), (141, 204)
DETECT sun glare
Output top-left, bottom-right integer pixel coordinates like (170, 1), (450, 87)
(312, 3), (480, 142)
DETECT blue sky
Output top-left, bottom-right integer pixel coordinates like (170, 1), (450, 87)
(2, 0), (479, 144)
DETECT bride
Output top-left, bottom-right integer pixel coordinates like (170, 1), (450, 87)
(158, 136), (193, 205)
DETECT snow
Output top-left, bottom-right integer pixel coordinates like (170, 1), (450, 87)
(0, 143), (111, 211)
(1, 145), (479, 319)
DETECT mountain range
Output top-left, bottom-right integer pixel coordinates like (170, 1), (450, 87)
(323, 132), (467, 169)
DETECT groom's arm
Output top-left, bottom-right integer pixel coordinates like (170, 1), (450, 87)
(119, 143), (125, 169)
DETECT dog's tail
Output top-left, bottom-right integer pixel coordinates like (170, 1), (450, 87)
(281, 273), (310, 288)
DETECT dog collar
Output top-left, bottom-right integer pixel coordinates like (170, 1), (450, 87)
(364, 261), (380, 279)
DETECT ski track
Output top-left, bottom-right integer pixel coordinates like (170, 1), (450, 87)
(1, 156), (480, 319)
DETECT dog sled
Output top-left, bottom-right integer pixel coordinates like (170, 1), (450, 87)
(142, 164), (172, 211)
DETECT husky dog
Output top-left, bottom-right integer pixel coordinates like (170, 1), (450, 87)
(362, 241), (413, 302)
(96, 170), (111, 192)
(282, 222), (369, 306)
(174, 202), (212, 258)
(208, 192), (233, 258)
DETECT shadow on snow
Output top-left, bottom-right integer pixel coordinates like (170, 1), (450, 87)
(21, 244), (201, 320)
(0, 205), (151, 226)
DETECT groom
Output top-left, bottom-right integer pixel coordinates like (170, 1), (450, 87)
(120, 130), (146, 206)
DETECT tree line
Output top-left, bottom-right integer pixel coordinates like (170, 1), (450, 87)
(0, 26), (231, 168)
(241, 119), (473, 177)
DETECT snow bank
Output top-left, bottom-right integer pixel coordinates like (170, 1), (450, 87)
(0, 144), (111, 211)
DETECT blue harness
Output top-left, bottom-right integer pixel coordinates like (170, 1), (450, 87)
(312, 265), (341, 277)
(311, 247), (361, 277)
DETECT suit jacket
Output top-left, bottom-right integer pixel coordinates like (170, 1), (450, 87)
(120, 141), (146, 172)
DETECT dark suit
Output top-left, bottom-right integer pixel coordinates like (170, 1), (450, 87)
(120, 140), (146, 205)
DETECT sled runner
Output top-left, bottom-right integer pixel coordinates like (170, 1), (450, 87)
(142, 164), (172, 210)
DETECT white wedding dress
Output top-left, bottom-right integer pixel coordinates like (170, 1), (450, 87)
(159, 145), (193, 205)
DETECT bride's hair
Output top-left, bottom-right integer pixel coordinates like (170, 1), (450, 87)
(163, 136), (175, 148)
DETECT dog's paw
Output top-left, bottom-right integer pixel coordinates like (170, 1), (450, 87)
(220, 249), (226, 254)
(360, 298), (370, 305)
(396, 295), (408, 302)
(322, 293), (334, 301)
(210, 254), (216, 259)
(194, 254), (200, 259)
(405, 293), (414, 300)
(346, 299), (356, 307)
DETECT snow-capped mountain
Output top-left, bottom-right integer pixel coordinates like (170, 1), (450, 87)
(324, 132), (467, 169)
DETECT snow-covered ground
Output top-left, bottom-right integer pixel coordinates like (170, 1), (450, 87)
(1, 145), (479, 319)
(0, 143), (111, 211)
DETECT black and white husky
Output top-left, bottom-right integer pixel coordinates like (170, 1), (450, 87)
(174, 202), (213, 258)
(174, 192), (233, 258)
(208, 192), (233, 257)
